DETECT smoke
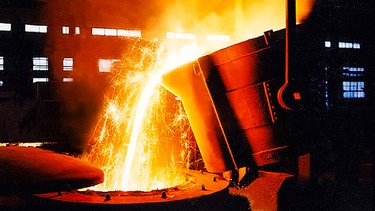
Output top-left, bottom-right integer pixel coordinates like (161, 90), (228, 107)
(46, 0), (316, 41)
(144, 0), (316, 42)
(43, 0), (316, 151)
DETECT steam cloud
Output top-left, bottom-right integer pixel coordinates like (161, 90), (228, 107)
(43, 0), (315, 151)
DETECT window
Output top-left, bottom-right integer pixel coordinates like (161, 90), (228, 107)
(63, 58), (73, 71)
(342, 67), (364, 77)
(25, 24), (47, 33)
(33, 57), (48, 71)
(325, 80), (329, 108)
(33, 78), (49, 83)
(324, 41), (331, 48)
(92, 28), (106, 35)
(342, 66), (365, 99)
(63, 77), (73, 82)
(353, 43), (361, 49)
(0, 81), (3, 86)
(62, 26), (69, 34)
(117, 29), (141, 37)
(98, 59), (119, 72)
(342, 81), (365, 98)
(75, 27), (80, 35)
(92, 28), (141, 37)
(0, 23), (11, 31)
(338, 41), (361, 49)
(104, 28), (117, 36)
(0, 56), (3, 70)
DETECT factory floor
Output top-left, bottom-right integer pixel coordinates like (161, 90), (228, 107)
(227, 172), (373, 210)
(328, 180), (373, 211)
(283, 177), (372, 210)
(0, 175), (372, 211)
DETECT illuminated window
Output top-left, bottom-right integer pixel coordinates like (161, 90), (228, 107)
(98, 59), (119, 72)
(166, 32), (196, 40)
(62, 26), (69, 34)
(33, 57), (48, 71)
(92, 28), (141, 37)
(342, 66), (365, 99)
(63, 77), (73, 82)
(338, 41), (361, 49)
(0, 56), (3, 70)
(343, 81), (365, 98)
(105, 28), (117, 36)
(0, 23), (11, 31)
(0, 80), (3, 86)
(325, 80), (329, 108)
(33, 78), (49, 83)
(92, 28), (105, 35)
(25, 24), (47, 33)
(324, 41), (331, 48)
(206, 34), (230, 42)
(342, 67), (364, 77)
(75, 27), (80, 35)
(117, 29), (141, 37)
(63, 58), (73, 71)
(353, 43), (361, 49)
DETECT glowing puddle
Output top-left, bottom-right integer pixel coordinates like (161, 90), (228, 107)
(34, 170), (229, 210)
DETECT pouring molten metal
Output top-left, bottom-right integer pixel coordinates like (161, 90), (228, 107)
(80, 39), (205, 191)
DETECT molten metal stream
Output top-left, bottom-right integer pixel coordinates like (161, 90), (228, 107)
(120, 72), (163, 190)
(81, 39), (205, 192)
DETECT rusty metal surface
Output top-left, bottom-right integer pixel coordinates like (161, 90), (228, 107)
(226, 81), (276, 129)
(161, 30), (293, 170)
(161, 59), (237, 172)
(0, 146), (104, 195)
(210, 31), (284, 92)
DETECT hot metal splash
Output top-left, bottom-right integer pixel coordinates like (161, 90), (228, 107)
(80, 39), (200, 191)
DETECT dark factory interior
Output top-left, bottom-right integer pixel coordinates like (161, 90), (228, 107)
(0, 0), (373, 210)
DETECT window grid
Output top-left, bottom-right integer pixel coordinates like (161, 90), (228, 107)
(342, 67), (364, 77)
(342, 81), (365, 99)
(338, 41), (361, 49)
(341, 66), (365, 99)
(343, 67), (364, 72)
(33, 57), (48, 71)
(25, 24), (47, 33)
(0, 23), (11, 31)
(33, 78), (49, 83)
(117, 29), (141, 37)
(98, 59), (119, 72)
(62, 26), (69, 34)
(63, 58), (73, 71)
(92, 28), (141, 37)
(0, 56), (4, 70)
(324, 41), (331, 48)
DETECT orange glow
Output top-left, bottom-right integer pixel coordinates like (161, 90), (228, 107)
(120, 72), (165, 190)
(80, 39), (204, 191)
(80, 0), (316, 191)
(148, 0), (315, 44)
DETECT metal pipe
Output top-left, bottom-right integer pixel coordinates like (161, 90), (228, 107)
(278, 0), (296, 110)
